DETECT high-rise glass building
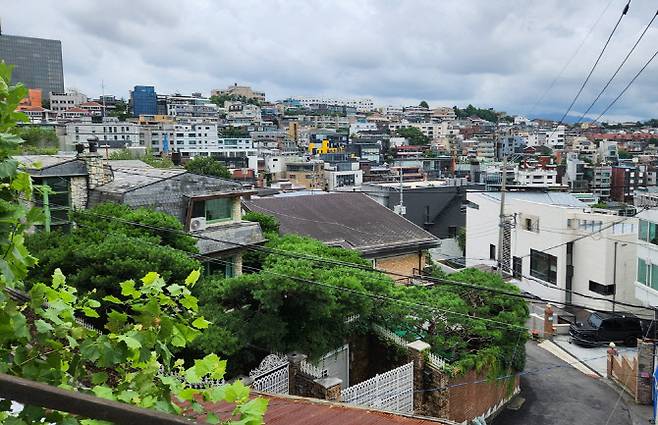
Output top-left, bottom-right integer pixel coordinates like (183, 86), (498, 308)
(130, 85), (157, 116)
(0, 34), (64, 100)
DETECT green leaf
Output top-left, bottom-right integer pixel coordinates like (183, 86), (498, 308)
(223, 381), (250, 403)
(82, 307), (99, 318)
(91, 386), (115, 400)
(185, 269), (201, 286)
(192, 317), (211, 329)
(166, 283), (184, 296)
(141, 271), (159, 285)
(35, 319), (53, 334)
(102, 295), (122, 304)
(120, 280), (139, 298)
(238, 397), (269, 418)
(91, 372), (108, 385)
(117, 335), (141, 350)
(206, 412), (220, 424)
(52, 268), (66, 288)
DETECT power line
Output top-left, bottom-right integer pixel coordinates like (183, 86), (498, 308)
(591, 47), (658, 125)
(574, 9), (658, 126)
(26, 196), (658, 313)
(549, 0), (631, 135)
(527, 0), (616, 118)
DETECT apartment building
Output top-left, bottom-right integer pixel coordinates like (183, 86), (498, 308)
(324, 161), (363, 190)
(49, 90), (88, 113)
(515, 168), (558, 186)
(634, 210), (658, 308)
(62, 117), (140, 149)
(466, 191), (643, 315)
(211, 84), (266, 102)
(291, 96), (375, 112)
(388, 121), (458, 140)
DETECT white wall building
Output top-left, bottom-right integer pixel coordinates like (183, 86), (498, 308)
(292, 96), (375, 112)
(634, 210), (658, 308)
(324, 162), (363, 191)
(62, 117), (139, 149)
(49, 90), (87, 113)
(515, 169), (558, 186)
(466, 192), (644, 316)
(388, 121), (458, 140)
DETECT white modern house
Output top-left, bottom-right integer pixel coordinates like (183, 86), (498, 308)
(465, 191), (645, 316)
(634, 209), (658, 308)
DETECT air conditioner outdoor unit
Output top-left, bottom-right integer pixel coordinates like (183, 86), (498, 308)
(190, 217), (207, 232)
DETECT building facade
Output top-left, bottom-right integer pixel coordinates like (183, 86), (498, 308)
(0, 33), (64, 99)
(130, 85), (157, 116)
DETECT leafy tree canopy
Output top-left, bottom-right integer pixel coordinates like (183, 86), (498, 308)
(210, 94), (261, 107)
(185, 156), (232, 179)
(26, 203), (200, 298)
(0, 61), (266, 424)
(453, 104), (500, 123)
(243, 211), (280, 235)
(397, 268), (528, 375)
(419, 100), (429, 108)
(220, 126), (250, 138)
(193, 234), (401, 370)
(396, 127), (430, 145)
(618, 149), (632, 159)
(109, 148), (174, 168)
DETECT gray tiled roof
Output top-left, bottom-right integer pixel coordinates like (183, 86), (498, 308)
(479, 191), (587, 208)
(195, 222), (266, 255)
(243, 192), (439, 256)
(93, 167), (188, 193)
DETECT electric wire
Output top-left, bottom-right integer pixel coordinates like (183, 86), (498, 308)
(574, 9), (658, 126)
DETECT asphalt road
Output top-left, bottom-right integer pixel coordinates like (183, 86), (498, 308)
(493, 341), (633, 425)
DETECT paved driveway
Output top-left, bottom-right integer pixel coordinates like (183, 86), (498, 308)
(493, 341), (633, 425)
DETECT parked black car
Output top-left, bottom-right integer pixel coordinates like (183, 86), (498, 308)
(569, 312), (643, 347)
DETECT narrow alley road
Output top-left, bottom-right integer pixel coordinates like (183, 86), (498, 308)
(493, 341), (633, 425)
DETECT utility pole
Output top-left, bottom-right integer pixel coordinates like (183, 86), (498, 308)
(395, 167), (406, 216)
(612, 241), (618, 312)
(497, 155), (507, 276)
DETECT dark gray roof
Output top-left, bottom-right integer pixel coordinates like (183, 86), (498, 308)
(243, 192), (439, 256)
(94, 167), (188, 194)
(14, 155), (88, 177)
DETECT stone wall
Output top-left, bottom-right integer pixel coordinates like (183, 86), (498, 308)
(78, 153), (112, 189)
(69, 176), (88, 209)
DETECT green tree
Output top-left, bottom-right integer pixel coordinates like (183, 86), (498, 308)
(210, 94), (261, 107)
(618, 149), (632, 159)
(397, 268), (528, 374)
(185, 156), (231, 179)
(0, 61), (266, 425)
(220, 126), (250, 138)
(243, 211), (280, 234)
(109, 99), (130, 121)
(419, 100), (429, 108)
(193, 234), (401, 370)
(396, 127), (430, 145)
(456, 227), (466, 254)
(26, 203), (200, 298)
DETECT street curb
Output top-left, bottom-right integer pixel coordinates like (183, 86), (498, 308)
(544, 338), (603, 378)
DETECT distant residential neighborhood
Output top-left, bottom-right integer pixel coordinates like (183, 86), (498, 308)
(2, 5), (658, 424)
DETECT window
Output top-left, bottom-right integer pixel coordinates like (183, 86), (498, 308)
(205, 256), (235, 278)
(638, 258), (648, 284)
(530, 249), (557, 284)
(489, 244), (496, 261)
(192, 198), (233, 223)
(638, 219), (658, 244)
(513, 256), (522, 279)
(448, 226), (457, 238)
(33, 177), (71, 228)
(589, 280), (615, 296)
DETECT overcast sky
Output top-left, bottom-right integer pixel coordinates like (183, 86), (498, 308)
(3, 0), (658, 121)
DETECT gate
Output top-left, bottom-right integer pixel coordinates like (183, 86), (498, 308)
(341, 362), (413, 414)
(249, 353), (289, 395)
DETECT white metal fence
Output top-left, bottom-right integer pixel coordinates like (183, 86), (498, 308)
(249, 353), (289, 395)
(300, 360), (326, 378)
(427, 352), (447, 370)
(373, 324), (409, 348)
(341, 362), (414, 414)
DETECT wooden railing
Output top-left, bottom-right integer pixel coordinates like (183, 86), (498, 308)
(0, 373), (200, 425)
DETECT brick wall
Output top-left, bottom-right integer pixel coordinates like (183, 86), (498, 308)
(374, 251), (423, 278)
(445, 369), (519, 423)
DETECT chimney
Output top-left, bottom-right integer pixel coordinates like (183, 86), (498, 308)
(78, 136), (111, 189)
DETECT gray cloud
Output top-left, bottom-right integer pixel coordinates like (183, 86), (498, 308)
(2, 0), (658, 121)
